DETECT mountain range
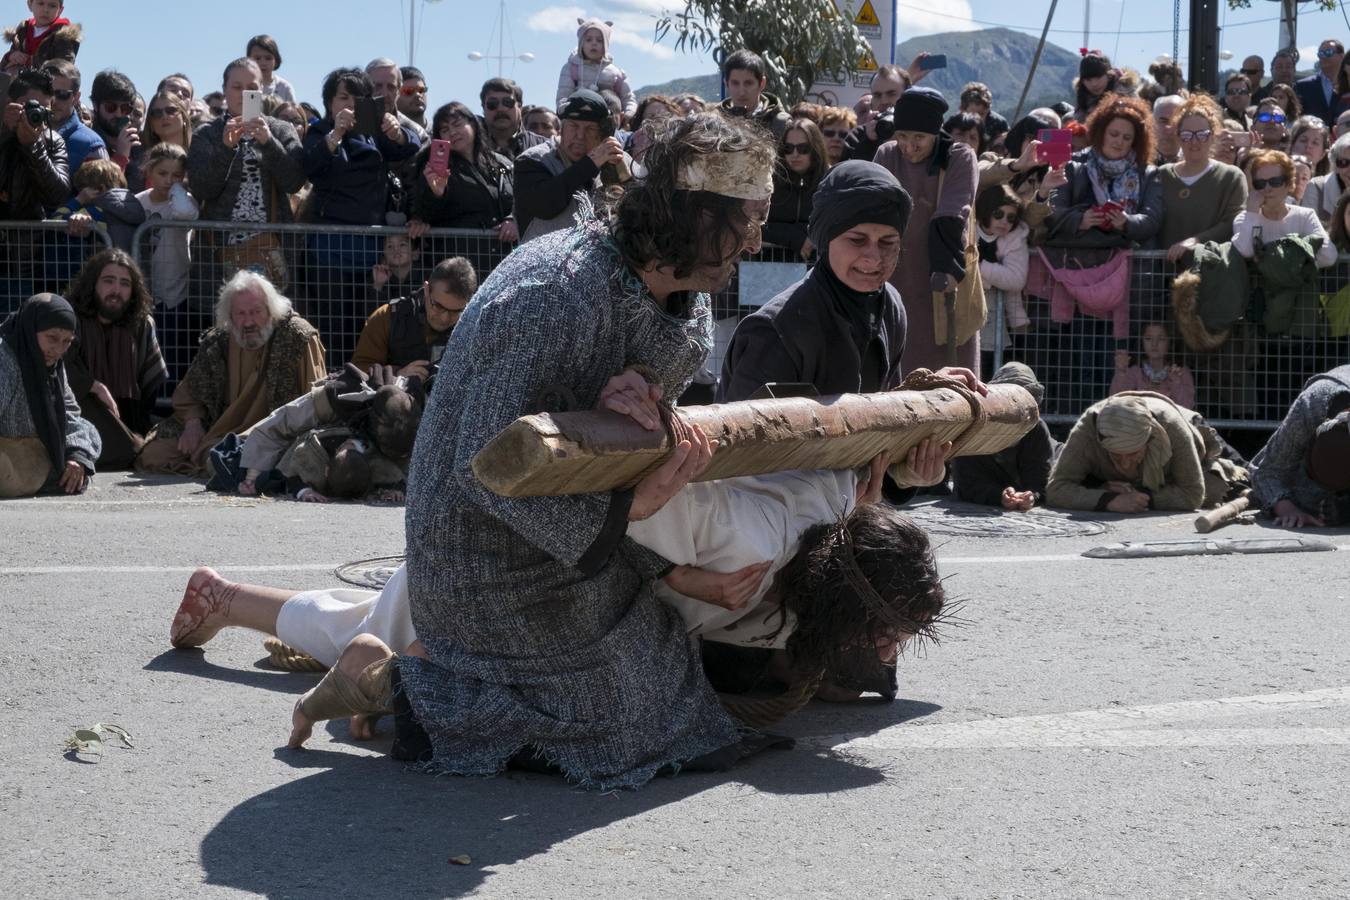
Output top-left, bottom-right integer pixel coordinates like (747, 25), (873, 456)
(636, 27), (1084, 115)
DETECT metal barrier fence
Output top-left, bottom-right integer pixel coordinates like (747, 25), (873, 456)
(0, 220), (112, 303)
(984, 249), (1350, 430)
(4, 218), (1345, 431)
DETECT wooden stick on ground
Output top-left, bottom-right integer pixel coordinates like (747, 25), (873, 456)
(473, 384), (1039, 498)
(1194, 492), (1252, 534)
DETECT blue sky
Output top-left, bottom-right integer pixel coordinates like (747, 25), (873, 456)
(59, 0), (1350, 112)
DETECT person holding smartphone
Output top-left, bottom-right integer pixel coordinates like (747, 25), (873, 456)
(407, 101), (515, 243)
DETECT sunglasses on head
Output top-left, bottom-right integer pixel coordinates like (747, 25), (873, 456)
(783, 142), (811, 155)
(400, 84), (427, 96)
(1226, 86), (1251, 96)
(484, 96), (517, 110)
(1252, 175), (1288, 189)
(1179, 128), (1212, 143)
(1256, 112), (1287, 124)
(991, 208), (1018, 223)
(101, 101), (134, 115)
(148, 106), (180, 119)
(53, 89), (74, 101)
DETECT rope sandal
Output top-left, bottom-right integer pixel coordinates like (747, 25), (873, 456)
(262, 637), (329, 673)
(298, 656), (396, 723)
(719, 667), (826, 729)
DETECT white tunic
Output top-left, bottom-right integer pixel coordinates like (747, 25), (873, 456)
(275, 470), (858, 665)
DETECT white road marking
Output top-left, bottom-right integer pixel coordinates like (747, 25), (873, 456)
(815, 686), (1350, 750)
(0, 564), (342, 576)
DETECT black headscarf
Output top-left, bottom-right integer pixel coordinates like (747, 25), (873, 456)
(0, 293), (79, 478)
(805, 161), (913, 392)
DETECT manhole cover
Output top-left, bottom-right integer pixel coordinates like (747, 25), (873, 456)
(334, 555), (405, 589)
(903, 501), (1109, 537)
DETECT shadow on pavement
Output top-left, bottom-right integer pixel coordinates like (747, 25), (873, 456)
(199, 744), (886, 898)
(145, 648), (319, 693)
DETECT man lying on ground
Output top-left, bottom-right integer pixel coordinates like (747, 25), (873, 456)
(1249, 365), (1350, 528)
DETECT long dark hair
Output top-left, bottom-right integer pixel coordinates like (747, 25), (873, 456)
(610, 112), (776, 279)
(1330, 190), (1350, 252)
(66, 248), (154, 326)
(319, 67), (372, 125)
(426, 101), (503, 176)
(772, 504), (950, 678)
(775, 117), (828, 190)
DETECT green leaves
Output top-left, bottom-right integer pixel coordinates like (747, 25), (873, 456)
(656, 0), (874, 105)
(64, 723), (134, 759)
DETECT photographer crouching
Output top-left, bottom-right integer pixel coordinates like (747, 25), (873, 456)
(0, 67), (70, 221)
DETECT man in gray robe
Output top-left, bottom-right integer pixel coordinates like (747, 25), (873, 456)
(399, 112), (776, 789)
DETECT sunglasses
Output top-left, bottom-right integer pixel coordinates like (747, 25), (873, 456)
(821, 128), (846, 138)
(209, 106), (226, 116)
(484, 97), (517, 110)
(1240, 68), (1262, 76)
(1336, 157), (1350, 168)
(991, 208), (1019, 223)
(53, 89), (74, 101)
(148, 106), (180, 119)
(783, 142), (811, 155)
(400, 84), (427, 96)
(1251, 176), (1288, 189)
(1256, 112), (1287, 124)
(1226, 86), (1251, 96)
(1319, 46), (1343, 58)
(100, 101), (134, 115)
(1179, 128), (1213, 143)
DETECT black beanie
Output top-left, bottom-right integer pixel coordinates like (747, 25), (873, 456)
(807, 160), (913, 252)
(893, 86), (948, 135)
(1079, 52), (1112, 80)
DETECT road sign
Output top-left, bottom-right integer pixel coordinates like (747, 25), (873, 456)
(809, 0), (896, 108)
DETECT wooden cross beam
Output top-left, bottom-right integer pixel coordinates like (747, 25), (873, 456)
(473, 384), (1039, 498)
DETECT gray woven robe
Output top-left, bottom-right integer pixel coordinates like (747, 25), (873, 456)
(400, 221), (742, 789)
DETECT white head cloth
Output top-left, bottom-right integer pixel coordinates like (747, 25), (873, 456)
(675, 150), (774, 201)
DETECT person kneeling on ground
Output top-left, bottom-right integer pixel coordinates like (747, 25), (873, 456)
(207, 364), (422, 504)
(1046, 391), (1247, 513)
(169, 465), (950, 753)
(350, 256), (476, 382)
(1250, 364), (1350, 527)
(951, 362), (1060, 511)
(0, 293), (101, 496)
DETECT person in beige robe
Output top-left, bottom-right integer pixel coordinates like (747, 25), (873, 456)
(136, 271), (325, 477)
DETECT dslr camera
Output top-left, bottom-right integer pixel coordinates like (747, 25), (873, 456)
(23, 99), (51, 130)
(873, 108), (896, 141)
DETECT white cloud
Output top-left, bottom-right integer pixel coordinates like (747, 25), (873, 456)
(527, 3), (675, 60)
(895, 0), (978, 35)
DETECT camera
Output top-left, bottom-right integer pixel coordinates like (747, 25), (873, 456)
(874, 113), (896, 141)
(23, 99), (50, 130)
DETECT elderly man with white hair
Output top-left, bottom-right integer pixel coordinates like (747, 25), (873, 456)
(365, 57), (428, 142)
(136, 271), (325, 476)
(1300, 132), (1350, 225)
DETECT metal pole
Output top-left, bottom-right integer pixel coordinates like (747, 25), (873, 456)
(408, 0), (416, 65)
(1013, 0), (1060, 122)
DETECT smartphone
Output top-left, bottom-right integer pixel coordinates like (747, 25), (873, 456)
(1230, 132), (1253, 149)
(354, 96), (384, 137)
(1035, 141), (1072, 167)
(241, 89), (263, 121)
(112, 115), (131, 135)
(427, 139), (452, 178)
(919, 54), (947, 71)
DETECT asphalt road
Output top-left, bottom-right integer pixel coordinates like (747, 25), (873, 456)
(2, 475), (1348, 899)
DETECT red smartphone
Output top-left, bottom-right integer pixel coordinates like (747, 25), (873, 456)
(1035, 141), (1072, 167)
(428, 139), (452, 178)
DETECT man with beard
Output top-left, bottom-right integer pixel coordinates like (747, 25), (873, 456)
(63, 249), (166, 468)
(514, 89), (632, 240)
(396, 66), (428, 132)
(136, 270), (325, 477)
(392, 112), (777, 788)
(39, 59), (105, 174)
(87, 69), (140, 175)
(479, 76), (544, 161)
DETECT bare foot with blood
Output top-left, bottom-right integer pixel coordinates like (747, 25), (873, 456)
(170, 567), (236, 648)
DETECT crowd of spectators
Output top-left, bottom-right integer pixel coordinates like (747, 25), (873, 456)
(0, 3), (1348, 517)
